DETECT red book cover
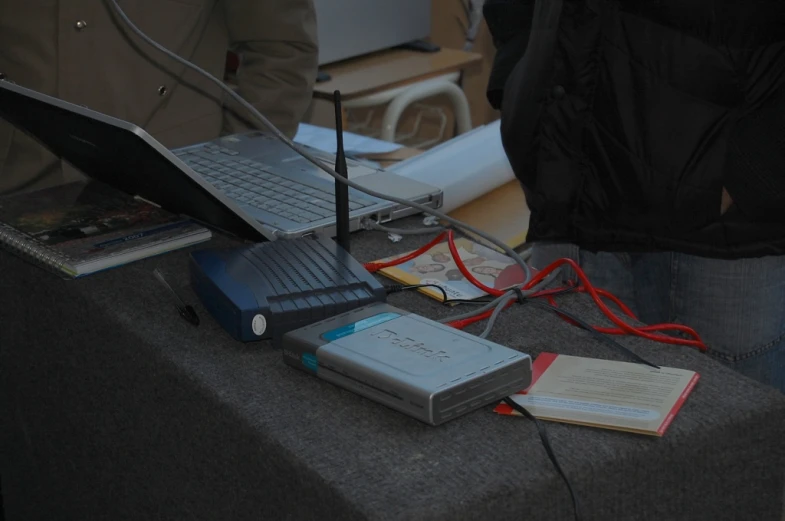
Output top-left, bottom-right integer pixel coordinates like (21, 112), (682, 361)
(495, 353), (699, 437)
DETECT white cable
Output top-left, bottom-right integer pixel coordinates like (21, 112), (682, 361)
(104, 0), (533, 287)
(438, 267), (563, 324)
(361, 220), (447, 235)
(479, 293), (517, 339)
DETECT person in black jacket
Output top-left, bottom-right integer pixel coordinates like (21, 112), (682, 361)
(484, 0), (785, 393)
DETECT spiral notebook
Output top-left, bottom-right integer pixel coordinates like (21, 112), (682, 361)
(0, 180), (212, 278)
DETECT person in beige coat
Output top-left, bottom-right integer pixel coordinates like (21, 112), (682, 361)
(0, 0), (319, 195)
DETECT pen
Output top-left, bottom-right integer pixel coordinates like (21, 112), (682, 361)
(153, 268), (200, 326)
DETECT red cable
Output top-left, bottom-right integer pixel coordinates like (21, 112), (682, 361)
(448, 305), (704, 344)
(521, 258), (706, 351)
(367, 230), (706, 352)
(444, 232), (705, 350)
(364, 232), (448, 273)
(589, 288), (637, 319)
(446, 231), (636, 322)
(446, 230), (506, 297)
(595, 323), (702, 336)
(555, 287), (698, 339)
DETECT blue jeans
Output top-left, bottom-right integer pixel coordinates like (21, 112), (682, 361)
(531, 243), (785, 394)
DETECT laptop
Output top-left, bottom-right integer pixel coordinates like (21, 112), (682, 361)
(0, 80), (443, 242)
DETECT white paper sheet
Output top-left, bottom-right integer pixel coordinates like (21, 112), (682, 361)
(294, 123), (403, 156)
(387, 120), (514, 213)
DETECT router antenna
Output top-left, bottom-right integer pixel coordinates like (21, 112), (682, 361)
(333, 90), (351, 253)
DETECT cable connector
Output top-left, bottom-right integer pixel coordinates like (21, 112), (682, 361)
(359, 218), (375, 231)
(364, 262), (383, 274)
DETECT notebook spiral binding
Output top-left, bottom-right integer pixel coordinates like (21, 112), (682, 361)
(0, 221), (74, 277)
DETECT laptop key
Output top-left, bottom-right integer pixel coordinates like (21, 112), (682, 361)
(183, 149), (381, 221)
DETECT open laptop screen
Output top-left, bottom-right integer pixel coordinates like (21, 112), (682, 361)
(0, 80), (273, 242)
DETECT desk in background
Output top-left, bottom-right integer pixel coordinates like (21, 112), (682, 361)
(1, 220), (784, 521)
(313, 48), (481, 101)
(314, 48), (482, 144)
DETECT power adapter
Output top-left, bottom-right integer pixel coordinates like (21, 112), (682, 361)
(189, 234), (386, 344)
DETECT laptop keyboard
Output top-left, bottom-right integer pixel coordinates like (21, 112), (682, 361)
(174, 144), (375, 224)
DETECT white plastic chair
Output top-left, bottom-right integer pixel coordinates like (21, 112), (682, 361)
(343, 72), (472, 145)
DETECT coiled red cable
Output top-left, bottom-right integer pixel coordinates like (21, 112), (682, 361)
(517, 256), (705, 350)
(366, 230), (707, 352)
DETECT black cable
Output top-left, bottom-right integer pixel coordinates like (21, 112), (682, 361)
(385, 284), (449, 302)
(524, 300), (660, 369)
(502, 397), (582, 521)
(442, 284), (577, 307)
(443, 298), (494, 305)
(389, 282), (577, 308)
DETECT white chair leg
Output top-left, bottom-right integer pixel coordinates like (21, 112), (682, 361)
(379, 79), (473, 142)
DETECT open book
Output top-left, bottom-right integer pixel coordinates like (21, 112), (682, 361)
(495, 353), (700, 436)
(0, 180), (211, 278)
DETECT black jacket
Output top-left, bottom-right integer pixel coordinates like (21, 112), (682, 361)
(485, 0), (785, 259)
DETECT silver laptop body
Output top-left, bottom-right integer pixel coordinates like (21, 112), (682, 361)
(172, 131), (443, 239)
(0, 80), (442, 241)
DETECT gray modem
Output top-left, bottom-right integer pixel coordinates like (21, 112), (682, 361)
(282, 302), (532, 425)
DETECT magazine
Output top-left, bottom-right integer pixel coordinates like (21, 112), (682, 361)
(374, 237), (527, 302)
(0, 180), (211, 277)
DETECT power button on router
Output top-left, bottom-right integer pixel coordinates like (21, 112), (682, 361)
(252, 314), (267, 336)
